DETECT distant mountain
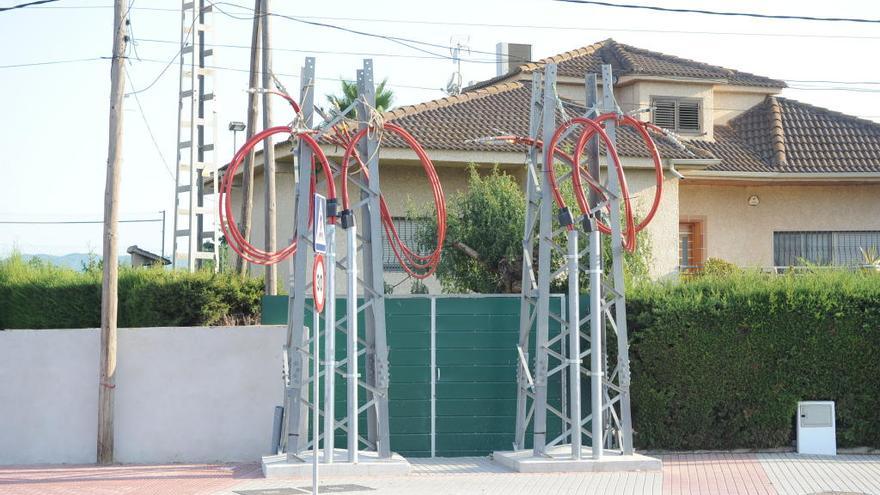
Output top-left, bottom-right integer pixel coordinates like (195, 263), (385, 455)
(21, 253), (131, 271)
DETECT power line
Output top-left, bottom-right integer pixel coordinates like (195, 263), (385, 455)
(0, 219), (162, 224)
(140, 39), (880, 89)
(554, 0), (880, 24)
(29, 4), (880, 41)
(125, 1), (203, 95)
(27, 2), (880, 41)
(125, 76), (175, 181)
(135, 37), (497, 63)
(4, 52), (880, 96)
(132, 56), (444, 91)
(211, 2), (507, 63)
(0, 57), (105, 69)
(0, 0), (59, 12)
(35, 4), (177, 10)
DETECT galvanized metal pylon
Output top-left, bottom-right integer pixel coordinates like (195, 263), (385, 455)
(513, 63), (635, 458)
(172, 0), (219, 271)
(277, 58), (392, 462)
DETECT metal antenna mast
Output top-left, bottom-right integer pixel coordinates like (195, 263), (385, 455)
(173, 0), (219, 271)
(445, 39), (469, 96)
(512, 63), (635, 460)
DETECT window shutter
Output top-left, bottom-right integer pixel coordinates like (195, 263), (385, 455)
(652, 99), (676, 129)
(678, 101), (701, 132)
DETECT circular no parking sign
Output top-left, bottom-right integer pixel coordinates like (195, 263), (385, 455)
(313, 254), (326, 313)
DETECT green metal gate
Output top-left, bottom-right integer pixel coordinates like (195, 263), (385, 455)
(262, 294), (564, 457)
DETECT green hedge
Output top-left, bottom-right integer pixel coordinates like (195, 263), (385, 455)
(628, 270), (880, 450)
(0, 255), (263, 329)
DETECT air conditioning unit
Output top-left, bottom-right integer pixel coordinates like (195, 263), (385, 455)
(797, 401), (836, 455)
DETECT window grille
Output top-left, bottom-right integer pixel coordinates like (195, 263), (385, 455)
(651, 97), (701, 133)
(383, 217), (422, 272)
(773, 231), (880, 266)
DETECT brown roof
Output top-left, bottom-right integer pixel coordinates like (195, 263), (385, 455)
(469, 39), (786, 91)
(382, 80), (699, 160)
(691, 97), (880, 173)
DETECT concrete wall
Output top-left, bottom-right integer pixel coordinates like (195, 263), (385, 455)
(0, 326), (285, 465)
(679, 182), (880, 267)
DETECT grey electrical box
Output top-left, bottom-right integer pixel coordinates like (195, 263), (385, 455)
(800, 403), (833, 428)
(797, 401), (836, 455)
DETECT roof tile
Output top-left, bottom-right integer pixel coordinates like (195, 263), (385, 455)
(380, 80), (697, 160)
(689, 96), (880, 173)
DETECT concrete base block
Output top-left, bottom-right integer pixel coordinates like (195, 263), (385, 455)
(262, 449), (411, 478)
(493, 445), (662, 473)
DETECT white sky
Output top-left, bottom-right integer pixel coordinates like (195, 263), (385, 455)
(1, 0), (879, 257)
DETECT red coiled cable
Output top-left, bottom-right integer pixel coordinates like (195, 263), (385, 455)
(219, 92), (446, 277)
(219, 126), (336, 266)
(339, 123), (447, 279)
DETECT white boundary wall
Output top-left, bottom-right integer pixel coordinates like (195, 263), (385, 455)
(0, 326), (285, 465)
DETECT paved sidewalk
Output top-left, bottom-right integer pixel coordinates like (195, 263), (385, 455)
(1, 454), (879, 495)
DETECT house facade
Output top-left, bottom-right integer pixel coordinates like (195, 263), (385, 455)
(231, 39), (880, 292)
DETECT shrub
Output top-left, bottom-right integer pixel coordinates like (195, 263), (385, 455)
(416, 164), (652, 293)
(628, 270), (880, 450)
(0, 254), (263, 329)
(698, 257), (741, 277)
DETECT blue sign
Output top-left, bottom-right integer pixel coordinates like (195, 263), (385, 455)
(313, 193), (327, 254)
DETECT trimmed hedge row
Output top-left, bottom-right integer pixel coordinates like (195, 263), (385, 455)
(0, 255), (263, 329)
(628, 270), (880, 450)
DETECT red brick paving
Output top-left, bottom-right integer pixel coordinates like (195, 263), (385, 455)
(0, 463), (262, 495)
(661, 453), (776, 495)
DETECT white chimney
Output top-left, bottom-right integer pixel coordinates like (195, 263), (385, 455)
(496, 42), (532, 76)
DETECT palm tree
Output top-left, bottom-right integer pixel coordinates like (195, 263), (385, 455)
(326, 78), (394, 118)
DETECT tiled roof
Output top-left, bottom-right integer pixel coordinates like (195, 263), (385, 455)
(691, 97), (880, 173)
(381, 80), (699, 160)
(469, 39), (785, 91)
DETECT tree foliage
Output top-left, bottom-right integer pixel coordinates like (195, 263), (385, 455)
(416, 164), (653, 293)
(326, 78), (394, 117)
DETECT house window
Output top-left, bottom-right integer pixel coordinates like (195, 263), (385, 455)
(383, 217), (421, 272)
(773, 231), (880, 267)
(679, 220), (705, 271)
(652, 97), (701, 134)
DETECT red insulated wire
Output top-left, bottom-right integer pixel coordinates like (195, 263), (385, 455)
(595, 115), (663, 232)
(498, 135), (612, 213)
(262, 89), (301, 114)
(502, 112), (663, 253)
(340, 123), (447, 279)
(535, 116), (636, 251)
(570, 114), (664, 239)
(219, 125), (336, 266)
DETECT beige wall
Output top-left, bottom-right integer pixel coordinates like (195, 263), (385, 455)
(230, 161), (479, 294)
(556, 79), (780, 139)
(679, 182), (880, 268)
(230, 153), (682, 291)
(558, 79), (716, 140)
(713, 90), (767, 125)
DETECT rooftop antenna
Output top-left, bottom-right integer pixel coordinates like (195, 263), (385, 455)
(445, 37), (470, 96)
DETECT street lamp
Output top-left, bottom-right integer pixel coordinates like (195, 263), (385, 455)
(228, 121), (246, 154)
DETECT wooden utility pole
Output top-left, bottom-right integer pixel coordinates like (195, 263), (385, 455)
(261, 0), (278, 294)
(236, 0), (263, 276)
(98, 0), (127, 465)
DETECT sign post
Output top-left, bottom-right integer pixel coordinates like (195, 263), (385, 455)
(312, 193), (327, 494)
